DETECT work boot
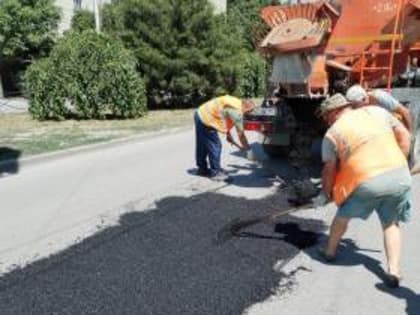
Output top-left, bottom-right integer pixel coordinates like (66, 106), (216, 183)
(317, 246), (336, 263)
(384, 273), (401, 288)
(209, 171), (232, 182)
(196, 168), (210, 177)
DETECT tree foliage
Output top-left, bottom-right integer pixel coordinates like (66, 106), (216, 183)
(71, 9), (95, 33)
(0, 0), (59, 62)
(25, 31), (147, 120)
(227, 0), (299, 50)
(224, 0), (272, 98)
(237, 52), (267, 98)
(102, 0), (247, 107)
(227, 0), (275, 51)
(0, 0), (59, 95)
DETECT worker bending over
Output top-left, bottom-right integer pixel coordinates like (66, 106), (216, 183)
(346, 85), (412, 132)
(319, 94), (412, 288)
(194, 95), (255, 181)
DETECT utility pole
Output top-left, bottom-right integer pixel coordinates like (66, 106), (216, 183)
(93, 0), (101, 33)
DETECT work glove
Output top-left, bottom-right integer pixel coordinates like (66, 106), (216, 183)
(226, 133), (234, 144)
(311, 191), (329, 208)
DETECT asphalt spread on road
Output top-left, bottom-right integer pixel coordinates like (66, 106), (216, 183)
(0, 189), (327, 315)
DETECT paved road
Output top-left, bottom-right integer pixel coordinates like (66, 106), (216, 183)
(0, 98), (28, 114)
(0, 129), (419, 314)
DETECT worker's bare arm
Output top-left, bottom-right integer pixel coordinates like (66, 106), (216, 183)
(226, 128), (249, 151)
(236, 128), (250, 151)
(396, 104), (412, 133)
(322, 160), (337, 200)
(393, 123), (411, 157)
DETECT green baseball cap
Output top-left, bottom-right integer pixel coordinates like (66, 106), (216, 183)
(318, 93), (350, 116)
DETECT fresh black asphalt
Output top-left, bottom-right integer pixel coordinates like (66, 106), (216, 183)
(0, 186), (327, 315)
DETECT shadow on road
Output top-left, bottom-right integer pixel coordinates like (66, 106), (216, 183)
(0, 190), (327, 315)
(0, 147), (21, 177)
(228, 142), (322, 189)
(306, 238), (385, 278)
(243, 225), (419, 314)
(306, 238), (419, 315)
(376, 283), (420, 315)
(188, 141), (322, 189)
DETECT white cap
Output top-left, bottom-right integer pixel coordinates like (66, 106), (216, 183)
(346, 85), (368, 103)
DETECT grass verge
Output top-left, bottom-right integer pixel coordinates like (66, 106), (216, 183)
(0, 109), (195, 162)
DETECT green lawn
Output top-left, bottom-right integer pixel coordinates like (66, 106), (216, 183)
(0, 109), (195, 161)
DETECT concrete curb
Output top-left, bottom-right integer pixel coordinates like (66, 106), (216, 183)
(0, 126), (192, 171)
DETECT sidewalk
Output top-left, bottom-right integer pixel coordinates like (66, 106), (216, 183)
(0, 98), (28, 114)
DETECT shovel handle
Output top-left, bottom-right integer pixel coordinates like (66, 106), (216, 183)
(229, 140), (243, 151)
(266, 203), (312, 222)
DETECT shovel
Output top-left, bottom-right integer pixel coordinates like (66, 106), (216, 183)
(215, 201), (315, 244)
(216, 162), (420, 245)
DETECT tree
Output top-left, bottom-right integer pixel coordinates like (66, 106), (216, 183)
(227, 0), (275, 51)
(102, 0), (245, 107)
(224, 0), (271, 98)
(0, 0), (60, 96)
(71, 9), (95, 33)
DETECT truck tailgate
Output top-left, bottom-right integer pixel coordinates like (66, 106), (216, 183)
(244, 107), (276, 133)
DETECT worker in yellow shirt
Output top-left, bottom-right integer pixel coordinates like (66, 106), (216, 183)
(194, 95), (255, 181)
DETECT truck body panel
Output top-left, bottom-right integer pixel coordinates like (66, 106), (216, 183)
(245, 0), (420, 163)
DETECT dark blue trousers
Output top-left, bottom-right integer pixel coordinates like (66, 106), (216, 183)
(194, 111), (222, 175)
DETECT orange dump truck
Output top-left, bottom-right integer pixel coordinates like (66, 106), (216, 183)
(245, 0), (420, 164)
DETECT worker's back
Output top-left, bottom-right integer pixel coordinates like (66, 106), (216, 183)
(327, 106), (408, 205)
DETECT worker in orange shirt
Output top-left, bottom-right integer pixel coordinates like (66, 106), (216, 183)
(194, 95), (255, 181)
(318, 94), (412, 288)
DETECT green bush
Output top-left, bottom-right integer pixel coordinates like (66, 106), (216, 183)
(24, 59), (68, 119)
(71, 9), (95, 32)
(25, 30), (147, 120)
(237, 52), (267, 98)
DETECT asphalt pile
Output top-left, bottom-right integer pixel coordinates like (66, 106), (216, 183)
(287, 178), (320, 205)
(288, 126), (318, 169)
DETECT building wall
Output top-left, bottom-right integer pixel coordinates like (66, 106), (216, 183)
(55, 0), (110, 33)
(56, 0), (226, 33)
(210, 0), (227, 14)
(55, 0), (74, 33)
